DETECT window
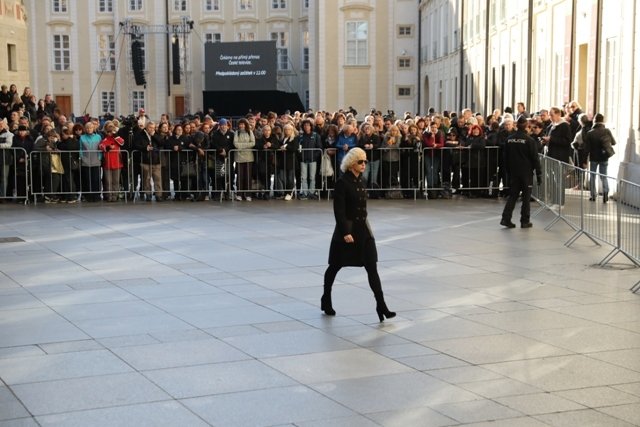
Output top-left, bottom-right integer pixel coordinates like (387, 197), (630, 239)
(129, 0), (142, 11)
(302, 0), (309, 9)
(346, 21), (368, 66)
(271, 32), (289, 71)
(236, 32), (255, 41)
(398, 57), (411, 69)
(302, 30), (309, 70)
(173, 0), (187, 12)
(98, 34), (115, 71)
(7, 44), (17, 71)
(101, 91), (115, 114)
(130, 35), (146, 71)
(272, 0), (286, 9)
(53, 34), (70, 71)
(52, 0), (67, 13)
(238, 0), (253, 11)
(205, 0), (220, 11)
(99, 0), (113, 12)
(398, 26), (412, 37)
(204, 32), (221, 43)
(398, 87), (412, 97)
(132, 91), (145, 112)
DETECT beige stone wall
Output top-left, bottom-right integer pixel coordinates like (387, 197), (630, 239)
(0, 0), (30, 89)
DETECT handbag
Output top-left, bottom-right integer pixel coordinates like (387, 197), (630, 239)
(180, 161), (197, 178)
(320, 152), (334, 177)
(50, 153), (65, 174)
(215, 159), (226, 178)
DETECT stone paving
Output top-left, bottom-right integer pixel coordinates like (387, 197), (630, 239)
(0, 198), (639, 427)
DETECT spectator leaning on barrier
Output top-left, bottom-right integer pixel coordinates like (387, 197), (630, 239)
(98, 122), (125, 202)
(0, 119), (13, 199)
(79, 122), (103, 202)
(358, 122), (381, 194)
(584, 113), (616, 203)
(500, 116), (542, 229)
(542, 107), (572, 163)
(233, 118), (256, 201)
(58, 125), (79, 203)
(298, 118), (323, 200)
(134, 121), (163, 202)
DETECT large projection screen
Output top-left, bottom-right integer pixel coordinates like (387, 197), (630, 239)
(204, 41), (277, 91)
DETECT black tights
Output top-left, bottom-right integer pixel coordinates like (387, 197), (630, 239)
(323, 262), (384, 302)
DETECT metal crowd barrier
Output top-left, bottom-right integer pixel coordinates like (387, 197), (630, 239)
(423, 146), (503, 198)
(322, 145), (505, 200)
(128, 149), (228, 202)
(227, 148), (323, 200)
(534, 155), (640, 293)
(0, 147), (29, 203)
(29, 149), (131, 204)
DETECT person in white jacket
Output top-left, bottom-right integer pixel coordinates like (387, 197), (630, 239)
(233, 118), (256, 201)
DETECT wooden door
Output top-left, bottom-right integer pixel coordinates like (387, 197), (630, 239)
(55, 95), (72, 117)
(174, 96), (184, 118)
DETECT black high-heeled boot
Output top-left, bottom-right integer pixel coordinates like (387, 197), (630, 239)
(603, 192), (608, 203)
(375, 301), (396, 322)
(320, 294), (336, 316)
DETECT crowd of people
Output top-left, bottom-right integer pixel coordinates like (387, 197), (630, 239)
(0, 82), (616, 205)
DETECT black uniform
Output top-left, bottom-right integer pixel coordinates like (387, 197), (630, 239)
(501, 129), (542, 226)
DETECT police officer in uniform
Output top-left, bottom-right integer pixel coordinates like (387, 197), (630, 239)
(322, 147), (396, 322)
(500, 117), (542, 228)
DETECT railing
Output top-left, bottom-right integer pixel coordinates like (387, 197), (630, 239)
(227, 148), (324, 200)
(0, 147), (29, 204)
(324, 146), (505, 200)
(533, 154), (640, 293)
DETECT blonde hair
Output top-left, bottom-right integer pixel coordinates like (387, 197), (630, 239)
(340, 147), (366, 173)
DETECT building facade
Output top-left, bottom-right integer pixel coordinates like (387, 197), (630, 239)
(0, 0), (29, 89)
(308, 0), (420, 117)
(25, 0), (310, 120)
(420, 0), (640, 186)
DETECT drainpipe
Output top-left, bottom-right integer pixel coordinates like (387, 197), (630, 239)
(593, 0), (603, 113)
(483, 0), (490, 115)
(166, 0), (171, 98)
(417, 0), (422, 115)
(526, 0), (533, 110)
(459, 0), (465, 111)
(568, 0), (576, 100)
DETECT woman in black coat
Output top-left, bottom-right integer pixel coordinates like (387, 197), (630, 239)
(322, 147), (396, 322)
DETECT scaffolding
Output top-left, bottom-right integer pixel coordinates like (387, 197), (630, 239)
(119, 16), (194, 115)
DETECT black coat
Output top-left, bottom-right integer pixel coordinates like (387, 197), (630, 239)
(328, 171), (377, 267)
(547, 121), (572, 162)
(584, 123), (616, 162)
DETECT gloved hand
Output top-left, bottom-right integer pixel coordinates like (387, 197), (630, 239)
(536, 175), (542, 186)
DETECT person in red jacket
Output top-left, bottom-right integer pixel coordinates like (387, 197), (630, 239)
(99, 122), (124, 202)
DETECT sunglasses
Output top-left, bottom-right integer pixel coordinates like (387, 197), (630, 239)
(357, 159), (368, 165)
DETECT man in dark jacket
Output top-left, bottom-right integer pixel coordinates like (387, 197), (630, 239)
(133, 121), (162, 201)
(501, 117), (542, 228)
(584, 113), (616, 203)
(209, 118), (234, 195)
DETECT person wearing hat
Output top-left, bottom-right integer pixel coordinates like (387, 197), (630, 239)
(500, 116), (542, 228)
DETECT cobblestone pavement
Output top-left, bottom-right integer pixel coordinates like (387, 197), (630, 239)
(0, 198), (639, 426)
